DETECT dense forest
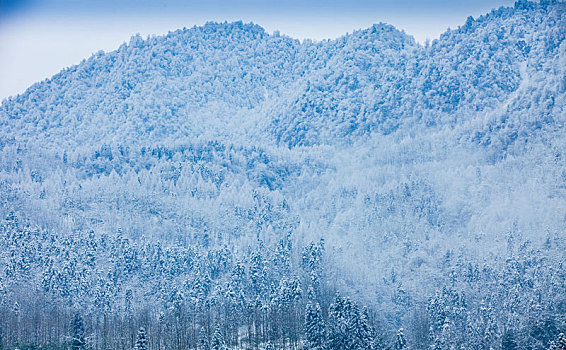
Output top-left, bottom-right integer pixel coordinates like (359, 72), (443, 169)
(1, 212), (565, 349)
(0, 0), (565, 349)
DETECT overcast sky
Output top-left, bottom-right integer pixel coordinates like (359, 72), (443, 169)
(0, 0), (515, 101)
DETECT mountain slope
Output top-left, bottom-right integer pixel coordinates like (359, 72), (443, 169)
(0, 1), (565, 349)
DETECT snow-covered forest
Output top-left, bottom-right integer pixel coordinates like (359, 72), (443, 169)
(0, 0), (565, 349)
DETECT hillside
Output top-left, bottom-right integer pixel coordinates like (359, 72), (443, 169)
(0, 1), (565, 349)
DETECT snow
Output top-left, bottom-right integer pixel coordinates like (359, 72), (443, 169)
(0, 1), (565, 349)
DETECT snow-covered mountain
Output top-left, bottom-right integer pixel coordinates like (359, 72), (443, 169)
(0, 1), (565, 349)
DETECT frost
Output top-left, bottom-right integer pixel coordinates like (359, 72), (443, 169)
(0, 1), (565, 349)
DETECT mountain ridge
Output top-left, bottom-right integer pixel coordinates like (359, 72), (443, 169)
(0, 1), (565, 349)
(2, 1), (564, 149)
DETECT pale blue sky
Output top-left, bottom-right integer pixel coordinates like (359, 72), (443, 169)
(0, 0), (516, 18)
(0, 0), (515, 101)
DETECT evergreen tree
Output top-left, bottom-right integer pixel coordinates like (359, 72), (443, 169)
(550, 333), (566, 350)
(345, 301), (360, 349)
(0, 324), (3, 350)
(395, 328), (407, 350)
(71, 312), (86, 350)
(135, 327), (148, 350)
(357, 307), (375, 350)
(328, 294), (374, 350)
(125, 289), (133, 315)
(13, 302), (20, 323)
(211, 325), (226, 350)
(328, 294), (347, 350)
(305, 302), (326, 350)
(198, 326), (210, 350)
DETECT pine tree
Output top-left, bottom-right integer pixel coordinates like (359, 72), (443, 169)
(328, 294), (347, 350)
(357, 307), (375, 350)
(436, 319), (453, 350)
(305, 302), (326, 350)
(328, 294), (374, 350)
(135, 327), (148, 350)
(198, 326), (210, 350)
(551, 333), (566, 350)
(13, 302), (20, 323)
(71, 312), (86, 350)
(395, 328), (407, 350)
(125, 289), (133, 315)
(211, 325), (226, 350)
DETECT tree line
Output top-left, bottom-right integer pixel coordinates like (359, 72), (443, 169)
(0, 212), (565, 349)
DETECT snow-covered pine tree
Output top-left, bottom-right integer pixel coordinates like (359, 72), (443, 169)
(211, 325), (226, 350)
(13, 302), (20, 323)
(327, 293), (345, 347)
(434, 319), (455, 350)
(550, 333), (566, 350)
(357, 307), (375, 350)
(395, 328), (407, 350)
(71, 312), (85, 350)
(125, 289), (133, 315)
(346, 301), (362, 350)
(135, 327), (148, 350)
(301, 240), (325, 295)
(198, 326), (210, 350)
(304, 301), (326, 350)
(328, 293), (375, 350)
